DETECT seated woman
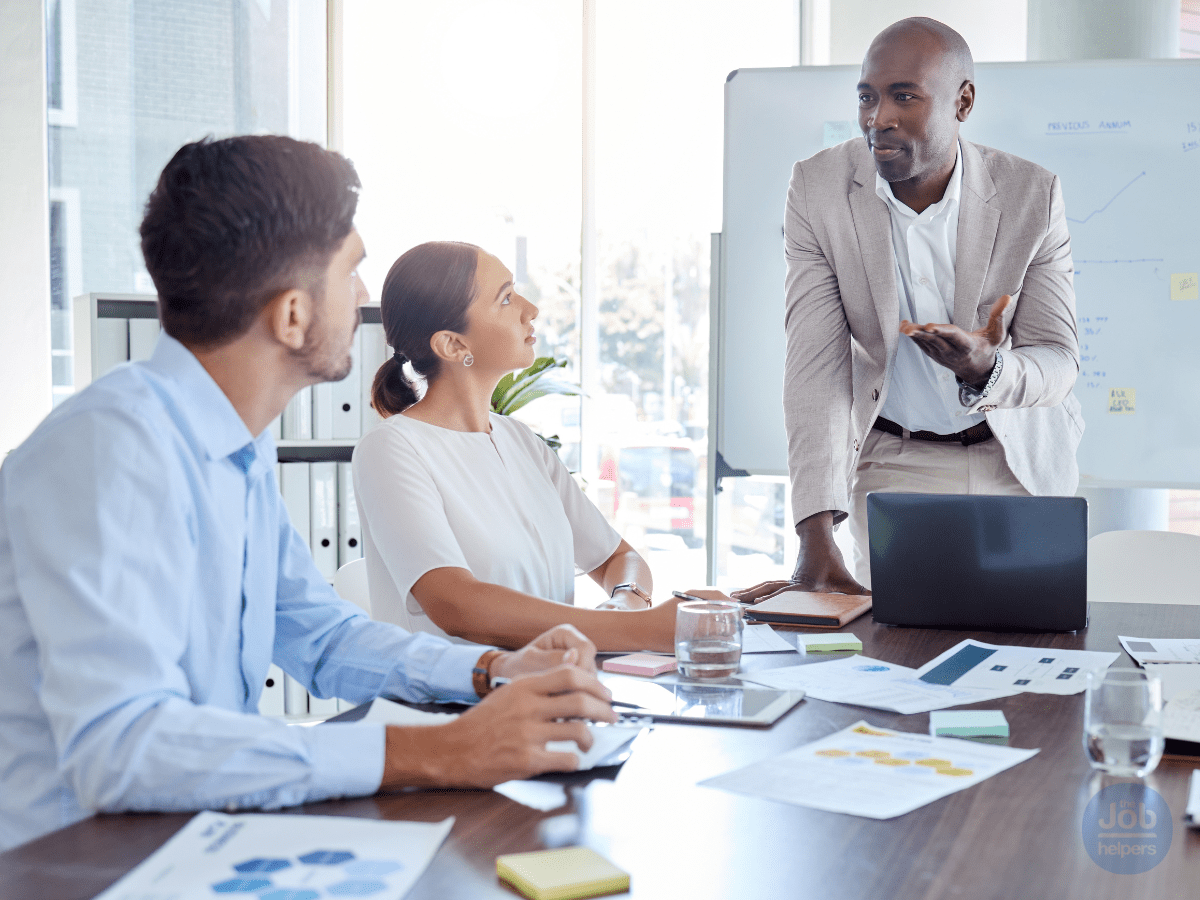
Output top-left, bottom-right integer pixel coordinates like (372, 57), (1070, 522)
(353, 241), (682, 651)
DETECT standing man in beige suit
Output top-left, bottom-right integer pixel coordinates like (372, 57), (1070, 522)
(771, 17), (1084, 594)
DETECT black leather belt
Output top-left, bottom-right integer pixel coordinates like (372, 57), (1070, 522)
(872, 415), (994, 446)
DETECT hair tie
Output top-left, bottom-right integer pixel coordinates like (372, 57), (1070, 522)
(393, 350), (408, 365)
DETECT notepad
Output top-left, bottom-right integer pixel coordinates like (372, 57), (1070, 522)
(801, 633), (862, 652)
(497, 846), (630, 900)
(602, 653), (677, 677)
(745, 590), (872, 627)
(929, 710), (1009, 740)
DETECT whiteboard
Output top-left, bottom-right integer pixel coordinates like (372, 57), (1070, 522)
(718, 59), (1200, 488)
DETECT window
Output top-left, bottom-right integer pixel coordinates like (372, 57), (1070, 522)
(343, 0), (796, 599)
(46, 0), (327, 399)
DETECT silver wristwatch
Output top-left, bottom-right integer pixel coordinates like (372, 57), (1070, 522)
(610, 582), (652, 605)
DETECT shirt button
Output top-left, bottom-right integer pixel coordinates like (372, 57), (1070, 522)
(919, 277), (930, 286)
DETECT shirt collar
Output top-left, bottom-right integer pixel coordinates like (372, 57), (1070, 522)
(875, 141), (963, 221)
(144, 331), (277, 475)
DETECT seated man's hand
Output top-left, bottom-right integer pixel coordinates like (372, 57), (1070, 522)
(380, 666), (618, 790)
(492, 624), (599, 677)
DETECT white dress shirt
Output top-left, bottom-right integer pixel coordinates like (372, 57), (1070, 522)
(0, 334), (483, 850)
(353, 413), (622, 642)
(876, 145), (986, 434)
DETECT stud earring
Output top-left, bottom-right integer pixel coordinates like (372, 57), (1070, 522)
(463, 354), (474, 367)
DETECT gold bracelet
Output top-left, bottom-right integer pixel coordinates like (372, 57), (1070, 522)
(471, 649), (504, 699)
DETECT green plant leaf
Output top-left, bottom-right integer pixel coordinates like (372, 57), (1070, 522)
(492, 357), (578, 416)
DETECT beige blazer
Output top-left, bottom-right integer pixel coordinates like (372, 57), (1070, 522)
(782, 138), (1084, 527)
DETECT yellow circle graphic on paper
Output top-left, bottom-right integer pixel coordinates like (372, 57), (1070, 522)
(874, 757), (910, 767)
(815, 749), (850, 758)
(855, 749), (890, 758)
(915, 758), (952, 767)
(935, 767), (974, 777)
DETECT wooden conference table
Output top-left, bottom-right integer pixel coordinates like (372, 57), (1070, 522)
(3, 601), (1200, 899)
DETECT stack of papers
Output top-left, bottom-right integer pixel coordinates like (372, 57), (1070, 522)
(364, 698), (642, 771)
(95, 811), (453, 900)
(916, 640), (1118, 696)
(1114, 636), (1200, 745)
(702, 720), (1038, 819)
(738, 655), (1018, 714)
(1119, 636), (1200, 665)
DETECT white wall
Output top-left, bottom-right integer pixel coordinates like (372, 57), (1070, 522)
(0, 0), (52, 454)
(826, 0), (1028, 65)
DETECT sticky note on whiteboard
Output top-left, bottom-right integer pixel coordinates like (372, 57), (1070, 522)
(1108, 388), (1136, 414)
(1171, 273), (1199, 300)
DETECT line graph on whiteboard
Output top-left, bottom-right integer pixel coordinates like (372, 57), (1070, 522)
(1066, 171), (1146, 224)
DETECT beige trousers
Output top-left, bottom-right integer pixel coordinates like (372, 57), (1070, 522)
(847, 428), (1030, 588)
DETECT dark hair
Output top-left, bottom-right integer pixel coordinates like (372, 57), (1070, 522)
(372, 241), (480, 417)
(139, 135), (361, 348)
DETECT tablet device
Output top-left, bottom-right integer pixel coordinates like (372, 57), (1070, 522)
(600, 674), (805, 728)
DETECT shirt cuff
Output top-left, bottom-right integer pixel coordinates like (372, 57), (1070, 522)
(393, 642), (486, 705)
(303, 720), (388, 798)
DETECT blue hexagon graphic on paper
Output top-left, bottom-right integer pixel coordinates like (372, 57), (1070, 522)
(1082, 782), (1172, 874)
(233, 858), (291, 874)
(344, 860), (403, 877)
(211, 877), (272, 893)
(327, 880), (388, 896)
(261, 891), (320, 900)
(298, 850), (355, 866)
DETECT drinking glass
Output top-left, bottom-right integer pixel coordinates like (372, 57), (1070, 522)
(1083, 669), (1164, 777)
(675, 600), (743, 678)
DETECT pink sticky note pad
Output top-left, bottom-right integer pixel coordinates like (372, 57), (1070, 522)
(602, 653), (677, 677)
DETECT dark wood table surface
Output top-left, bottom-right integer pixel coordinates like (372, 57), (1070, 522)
(4, 602), (1200, 900)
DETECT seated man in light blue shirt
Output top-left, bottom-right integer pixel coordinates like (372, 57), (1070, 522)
(0, 135), (616, 851)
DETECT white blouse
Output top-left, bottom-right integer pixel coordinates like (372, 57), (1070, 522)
(352, 412), (622, 642)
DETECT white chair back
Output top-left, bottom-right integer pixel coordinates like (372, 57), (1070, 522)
(333, 557), (371, 617)
(1087, 530), (1200, 605)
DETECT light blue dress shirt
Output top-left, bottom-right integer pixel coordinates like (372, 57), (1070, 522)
(0, 333), (483, 850)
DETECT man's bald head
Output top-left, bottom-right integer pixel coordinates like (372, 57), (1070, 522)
(856, 17), (976, 208)
(867, 17), (974, 94)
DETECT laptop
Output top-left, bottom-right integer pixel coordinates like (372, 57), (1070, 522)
(867, 493), (1088, 632)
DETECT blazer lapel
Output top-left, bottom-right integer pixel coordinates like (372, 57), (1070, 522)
(848, 152), (900, 357)
(953, 140), (1001, 328)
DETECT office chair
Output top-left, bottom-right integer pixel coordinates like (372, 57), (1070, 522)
(1087, 530), (1200, 605)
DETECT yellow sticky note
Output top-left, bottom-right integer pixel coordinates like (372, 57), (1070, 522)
(1171, 273), (1199, 301)
(497, 847), (630, 900)
(1108, 388), (1136, 414)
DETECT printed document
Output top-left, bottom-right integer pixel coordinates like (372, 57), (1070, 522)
(364, 698), (642, 770)
(737, 654), (1017, 714)
(742, 623), (796, 653)
(916, 640), (1117, 695)
(702, 720), (1038, 819)
(1119, 635), (1200, 665)
(95, 810), (453, 900)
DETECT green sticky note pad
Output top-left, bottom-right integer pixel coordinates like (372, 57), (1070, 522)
(929, 710), (1009, 739)
(801, 633), (863, 652)
(497, 847), (630, 900)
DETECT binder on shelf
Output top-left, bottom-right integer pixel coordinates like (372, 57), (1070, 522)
(337, 462), (362, 566)
(312, 382), (334, 440)
(359, 322), (387, 433)
(310, 462), (338, 580)
(283, 673), (309, 717)
(282, 386), (313, 439)
(308, 694), (339, 717)
(331, 328), (362, 438)
(127, 318), (160, 362)
(257, 664), (286, 717)
(93, 317), (129, 378)
(279, 462), (311, 549)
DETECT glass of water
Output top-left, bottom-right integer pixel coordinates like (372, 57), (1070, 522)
(1084, 669), (1164, 777)
(675, 600), (743, 679)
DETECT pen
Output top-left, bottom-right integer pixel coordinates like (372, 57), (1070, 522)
(672, 590), (710, 603)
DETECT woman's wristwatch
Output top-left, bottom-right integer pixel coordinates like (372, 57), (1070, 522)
(610, 581), (652, 607)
